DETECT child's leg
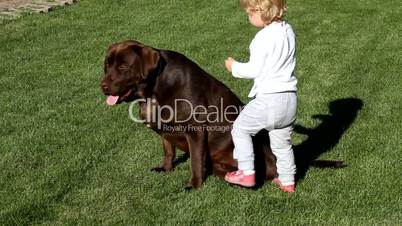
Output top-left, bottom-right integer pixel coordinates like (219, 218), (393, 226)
(269, 126), (296, 185)
(231, 99), (268, 171)
(225, 99), (268, 187)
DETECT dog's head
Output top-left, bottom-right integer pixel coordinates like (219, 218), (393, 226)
(101, 40), (160, 105)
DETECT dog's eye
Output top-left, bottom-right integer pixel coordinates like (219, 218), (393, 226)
(118, 64), (129, 71)
(106, 57), (113, 65)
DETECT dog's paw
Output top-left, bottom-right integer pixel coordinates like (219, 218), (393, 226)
(151, 165), (173, 172)
(184, 178), (202, 190)
(184, 183), (194, 191)
(151, 166), (166, 172)
(151, 166), (164, 172)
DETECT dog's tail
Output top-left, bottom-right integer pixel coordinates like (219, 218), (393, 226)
(310, 160), (346, 168)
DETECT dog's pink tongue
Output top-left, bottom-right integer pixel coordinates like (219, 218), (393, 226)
(106, 95), (119, 106)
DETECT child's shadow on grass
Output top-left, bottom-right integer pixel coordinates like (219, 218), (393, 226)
(293, 97), (364, 181)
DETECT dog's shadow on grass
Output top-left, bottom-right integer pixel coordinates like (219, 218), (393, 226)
(293, 97), (364, 181)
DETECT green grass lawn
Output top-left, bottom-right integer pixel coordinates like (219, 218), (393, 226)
(1, 0), (401, 225)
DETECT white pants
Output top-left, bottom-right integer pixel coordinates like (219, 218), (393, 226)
(231, 92), (297, 185)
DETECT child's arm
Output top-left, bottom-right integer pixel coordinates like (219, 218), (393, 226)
(226, 35), (270, 79)
(231, 52), (266, 79)
(225, 54), (265, 79)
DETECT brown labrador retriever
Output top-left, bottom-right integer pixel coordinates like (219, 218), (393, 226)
(101, 40), (277, 189)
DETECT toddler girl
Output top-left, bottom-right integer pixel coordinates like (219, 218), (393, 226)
(224, 0), (297, 193)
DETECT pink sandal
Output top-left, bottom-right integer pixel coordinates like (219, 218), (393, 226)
(225, 170), (256, 187)
(272, 178), (295, 193)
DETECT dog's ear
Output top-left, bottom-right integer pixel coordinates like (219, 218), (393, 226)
(131, 44), (160, 80)
(104, 43), (118, 73)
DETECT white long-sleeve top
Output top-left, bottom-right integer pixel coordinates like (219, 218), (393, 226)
(232, 21), (297, 97)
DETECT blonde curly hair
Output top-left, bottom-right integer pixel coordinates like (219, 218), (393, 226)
(240, 0), (287, 24)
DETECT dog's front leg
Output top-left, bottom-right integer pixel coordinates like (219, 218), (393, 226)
(151, 137), (176, 172)
(185, 132), (207, 190)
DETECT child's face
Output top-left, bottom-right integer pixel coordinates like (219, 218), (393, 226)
(246, 9), (266, 28)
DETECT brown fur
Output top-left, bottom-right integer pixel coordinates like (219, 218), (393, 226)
(101, 40), (278, 189)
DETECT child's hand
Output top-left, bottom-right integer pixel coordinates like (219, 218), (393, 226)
(225, 57), (234, 72)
